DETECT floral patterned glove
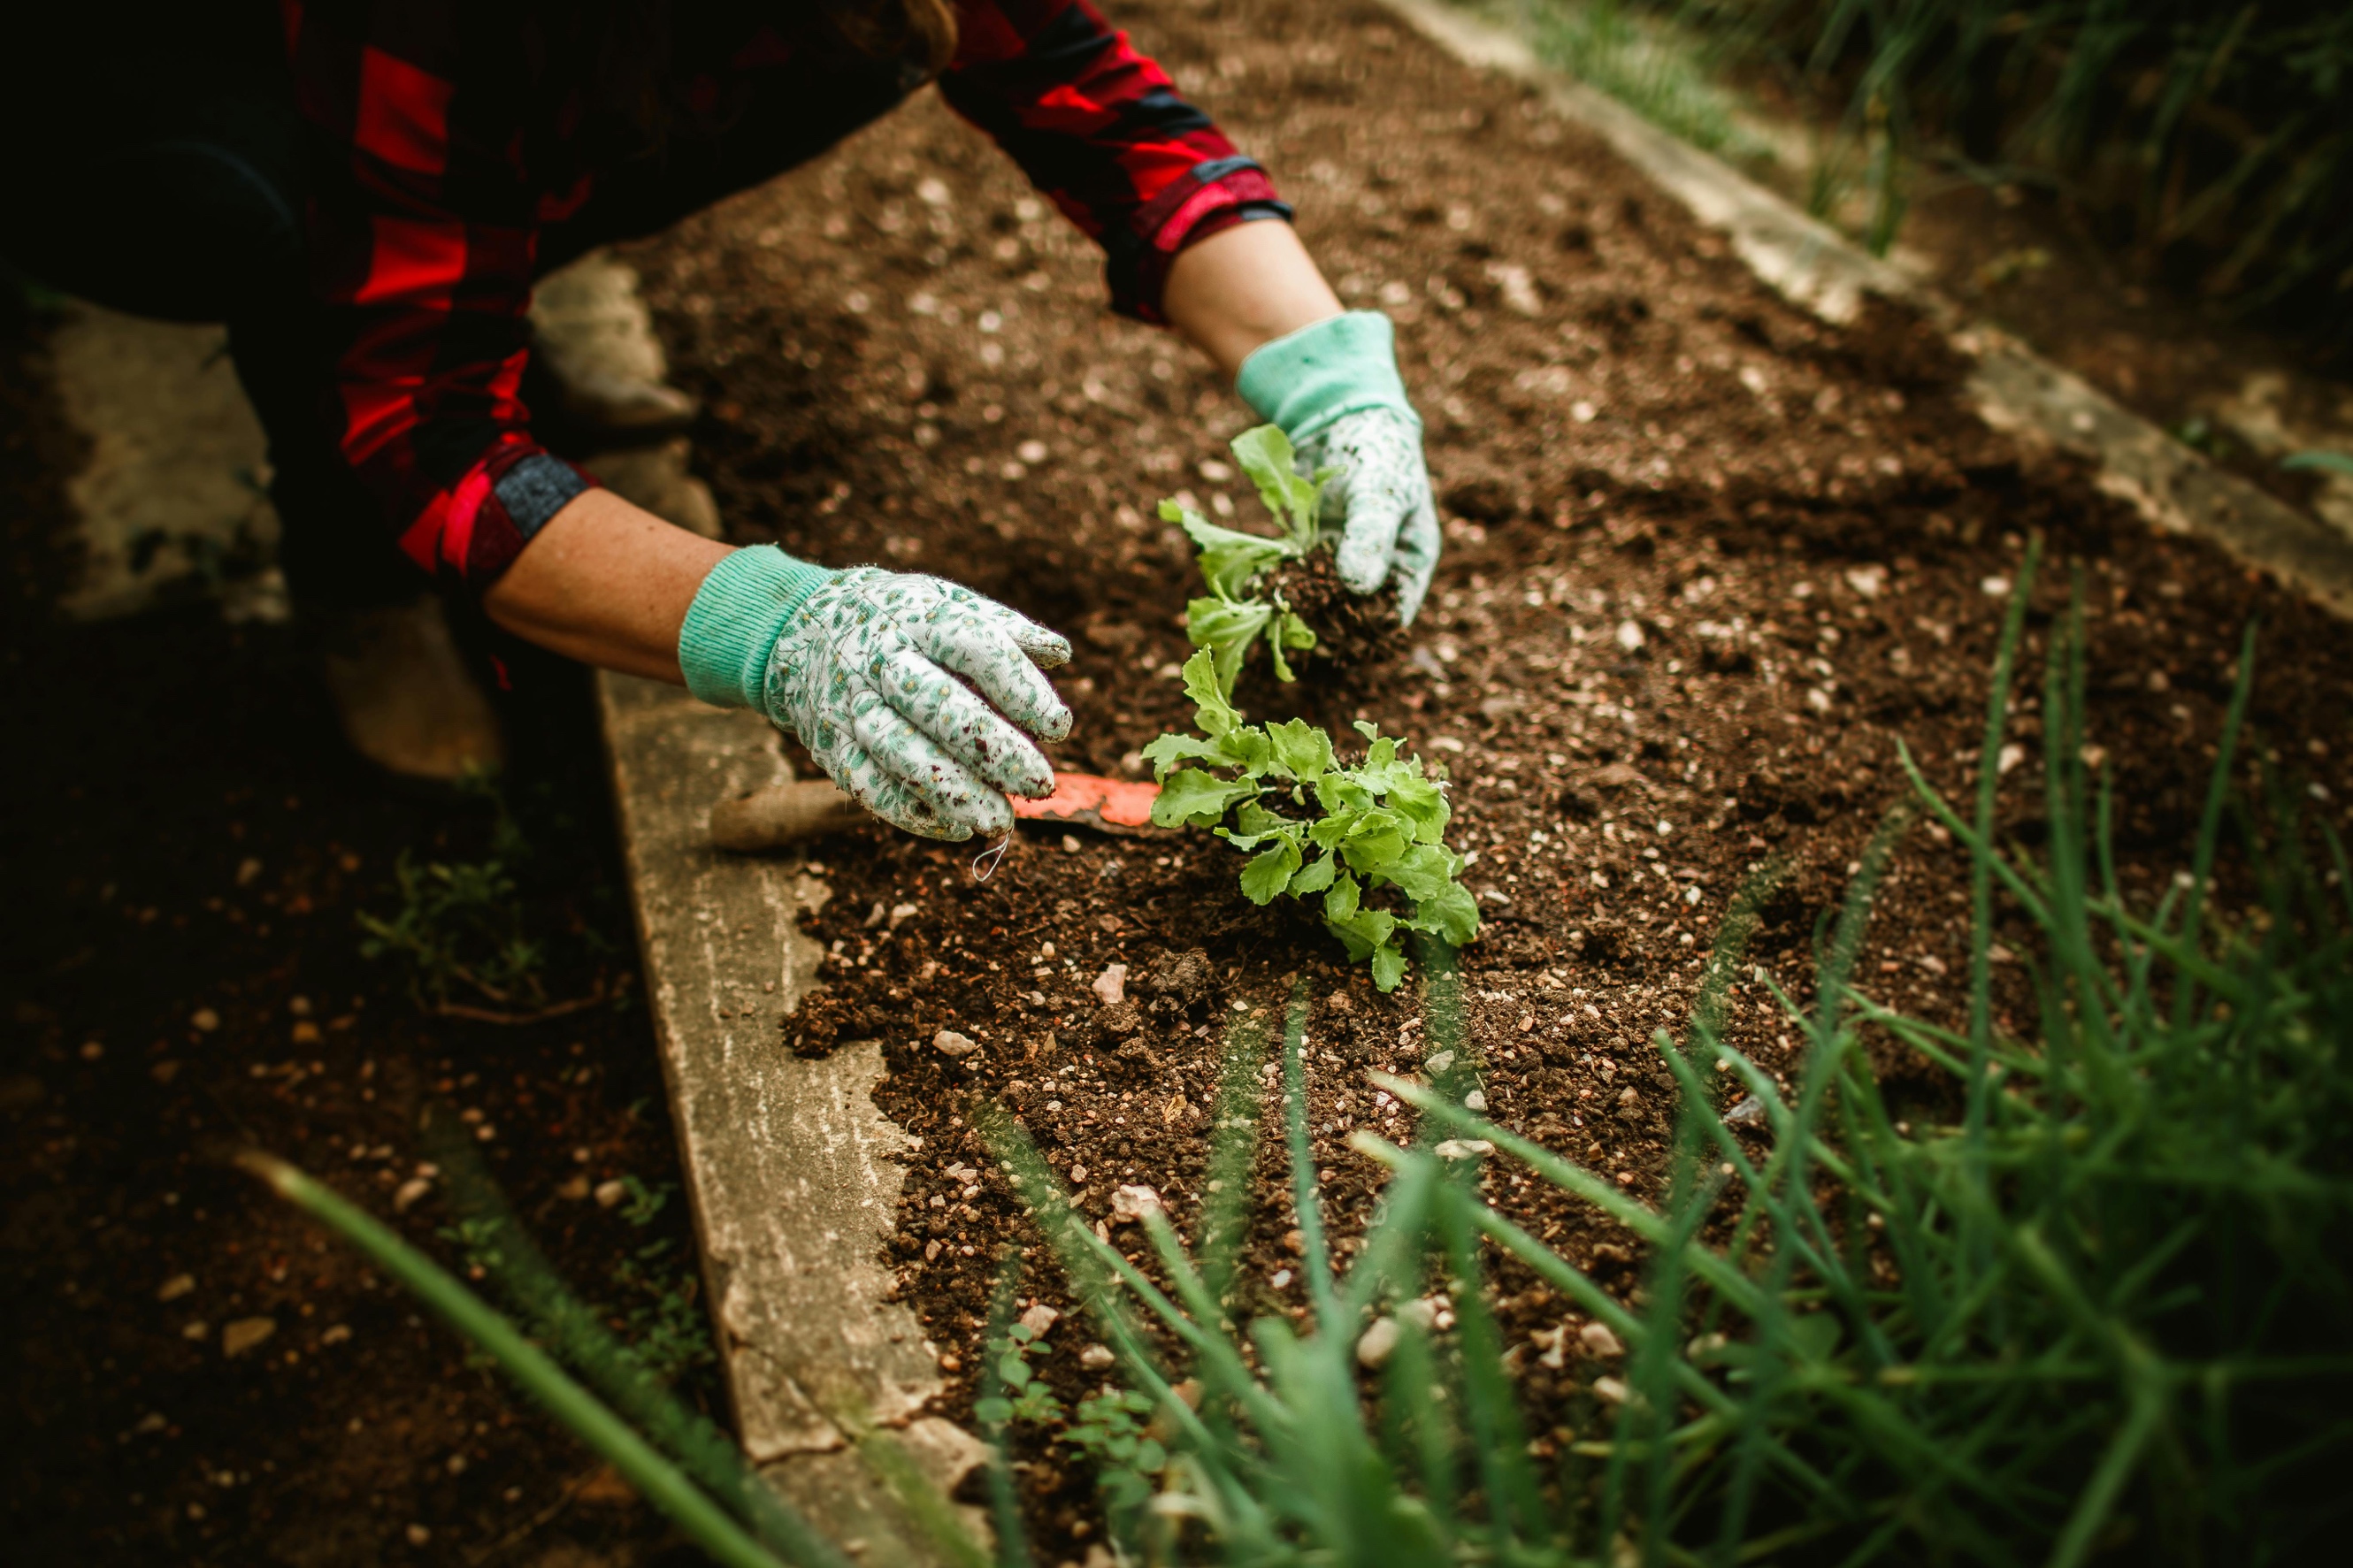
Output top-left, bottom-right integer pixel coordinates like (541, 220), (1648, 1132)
(1238, 310), (1441, 625)
(679, 550), (1071, 840)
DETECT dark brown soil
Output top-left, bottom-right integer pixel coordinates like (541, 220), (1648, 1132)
(1267, 548), (1408, 681)
(621, 0), (2353, 1555)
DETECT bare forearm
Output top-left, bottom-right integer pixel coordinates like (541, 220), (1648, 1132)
(1161, 220), (1344, 379)
(480, 488), (731, 681)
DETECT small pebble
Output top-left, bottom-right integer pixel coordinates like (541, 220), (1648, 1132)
(1018, 1304), (1060, 1337)
(1356, 1317), (1400, 1369)
(932, 1029), (978, 1059)
(157, 1274), (195, 1304)
(1079, 1343), (1115, 1369)
(1579, 1321), (1626, 1358)
(221, 1317), (277, 1358)
(1092, 965), (1127, 1006)
(594, 1179), (627, 1208)
(393, 1176), (433, 1212)
(1463, 1090), (1487, 1112)
(1109, 1184), (1161, 1223)
(190, 1008), (221, 1034)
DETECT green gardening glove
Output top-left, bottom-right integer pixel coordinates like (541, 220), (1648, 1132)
(680, 549), (1072, 840)
(1238, 310), (1440, 625)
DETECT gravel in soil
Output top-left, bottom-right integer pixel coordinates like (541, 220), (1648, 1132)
(4, 322), (711, 1561)
(625, 0), (2353, 1551)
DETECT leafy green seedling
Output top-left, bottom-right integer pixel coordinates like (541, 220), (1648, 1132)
(1162, 424), (1335, 695)
(971, 1320), (1063, 1428)
(1145, 649), (1479, 990)
(1061, 1389), (1167, 1518)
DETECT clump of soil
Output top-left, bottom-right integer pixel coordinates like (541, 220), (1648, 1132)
(1269, 548), (1407, 674)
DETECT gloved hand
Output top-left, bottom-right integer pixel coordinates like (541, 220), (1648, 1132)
(1238, 310), (1440, 625)
(679, 549), (1072, 840)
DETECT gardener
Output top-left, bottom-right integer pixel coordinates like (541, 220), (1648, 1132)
(4, 0), (1437, 835)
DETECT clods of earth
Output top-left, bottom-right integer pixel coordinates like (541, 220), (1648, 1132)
(625, 0), (2353, 1552)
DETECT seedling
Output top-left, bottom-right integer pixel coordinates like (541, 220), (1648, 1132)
(1165, 424), (1333, 694)
(1145, 649), (1479, 989)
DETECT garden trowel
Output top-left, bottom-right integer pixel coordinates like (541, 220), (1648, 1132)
(709, 772), (1161, 853)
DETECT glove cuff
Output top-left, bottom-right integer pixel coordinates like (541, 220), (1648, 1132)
(678, 546), (836, 709)
(1235, 310), (1419, 444)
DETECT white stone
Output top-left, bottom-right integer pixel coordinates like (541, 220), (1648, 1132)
(1579, 1321), (1626, 1358)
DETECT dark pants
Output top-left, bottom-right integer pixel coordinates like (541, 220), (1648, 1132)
(3, 27), (916, 608)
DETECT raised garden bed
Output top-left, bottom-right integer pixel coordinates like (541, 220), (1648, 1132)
(616, 0), (2353, 1550)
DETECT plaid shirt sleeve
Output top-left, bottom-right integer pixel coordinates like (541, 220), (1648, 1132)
(285, 2), (595, 593)
(940, 1), (1291, 322)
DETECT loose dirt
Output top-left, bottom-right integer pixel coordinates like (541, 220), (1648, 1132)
(623, 0), (2353, 1550)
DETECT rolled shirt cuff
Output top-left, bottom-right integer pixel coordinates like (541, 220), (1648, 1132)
(677, 546), (836, 709)
(1235, 310), (1419, 443)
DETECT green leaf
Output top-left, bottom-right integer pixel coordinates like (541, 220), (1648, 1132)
(1370, 939), (1407, 992)
(1386, 769), (1450, 843)
(1231, 800), (1291, 839)
(1223, 725), (1274, 778)
(973, 1396), (1013, 1425)
(1240, 838), (1304, 905)
(1289, 852), (1337, 896)
(1179, 513), (1293, 598)
(1230, 424), (1321, 547)
(999, 1354), (1031, 1388)
(1187, 595), (1275, 694)
(1339, 811), (1411, 872)
(1314, 772), (1374, 819)
(1153, 769), (1255, 829)
(1276, 610), (1318, 650)
(1140, 730), (1227, 780)
(1266, 629), (1299, 684)
(1414, 880), (1482, 946)
(1180, 648), (1243, 735)
(1381, 843), (1463, 901)
(1328, 905), (1398, 962)
(2282, 448), (2353, 478)
(1135, 1438), (1168, 1475)
(1266, 718), (1334, 784)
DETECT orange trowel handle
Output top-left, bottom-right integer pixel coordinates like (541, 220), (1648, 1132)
(1009, 773), (1161, 829)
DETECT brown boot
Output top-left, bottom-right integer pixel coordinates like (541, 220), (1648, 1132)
(318, 598), (504, 783)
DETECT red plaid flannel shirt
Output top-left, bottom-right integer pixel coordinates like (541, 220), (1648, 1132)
(285, 1), (1287, 589)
